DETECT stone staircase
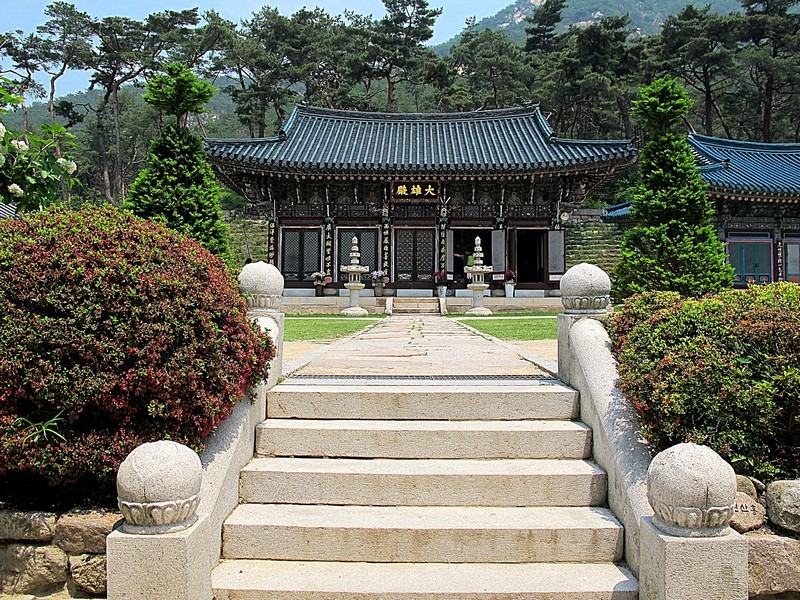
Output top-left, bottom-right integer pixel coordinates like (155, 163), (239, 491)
(212, 376), (639, 599)
(391, 297), (441, 314)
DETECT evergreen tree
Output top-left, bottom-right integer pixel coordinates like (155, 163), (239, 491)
(613, 76), (733, 300)
(125, 63), (230, 260)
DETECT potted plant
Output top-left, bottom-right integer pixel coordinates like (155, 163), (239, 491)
(368, 270), (390, 296)
(310, 271), (332, 296)
(504, 269), (516, 298)
(434, 270), (447, 298)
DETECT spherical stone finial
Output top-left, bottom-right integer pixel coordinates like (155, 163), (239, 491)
(560, 263), (611, 314)
(238, 261), (284, 312)
(647, 443), (737, 537)
(117, 440), (202, 534)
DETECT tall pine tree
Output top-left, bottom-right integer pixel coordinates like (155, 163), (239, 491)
(613, 76), (733, 300)
(125, 63), (230, 260)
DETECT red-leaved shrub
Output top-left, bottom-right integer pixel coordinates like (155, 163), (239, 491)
(0, 205), (274, 507)
(607, 284), (800, 480)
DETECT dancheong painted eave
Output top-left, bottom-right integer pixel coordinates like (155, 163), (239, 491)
(689, 133), (800, 203)
(204, 105), (638, 177)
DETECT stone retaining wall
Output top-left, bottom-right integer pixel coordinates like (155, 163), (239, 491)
(564, 209), (625, 273)
(0, 509), (120, 597)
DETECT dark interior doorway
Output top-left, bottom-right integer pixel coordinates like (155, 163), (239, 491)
(511, 229), (546, 283)
(452, 229), (492, 285)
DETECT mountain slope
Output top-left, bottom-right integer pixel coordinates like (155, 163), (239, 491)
(434, 0), (741, 53)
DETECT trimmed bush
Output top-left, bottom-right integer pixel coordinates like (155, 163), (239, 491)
(608, 284), (800, 480)
(0, 205), (274, 507)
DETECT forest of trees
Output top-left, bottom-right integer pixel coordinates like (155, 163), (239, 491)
(2, 0), (800, 206)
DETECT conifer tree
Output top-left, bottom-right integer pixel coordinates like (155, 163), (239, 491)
(613, 76), (733, 300)
(125, 63), (230, 260)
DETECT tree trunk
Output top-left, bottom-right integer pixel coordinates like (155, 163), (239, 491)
(703, 68), (714, 136)
(95, 95), (114, 204)
(113, 86), (125, 204)
(386, 76), (395, 112)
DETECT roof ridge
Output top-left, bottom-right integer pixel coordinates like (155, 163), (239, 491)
(689, 132), (800, 152)
(294, 104), (543, 122)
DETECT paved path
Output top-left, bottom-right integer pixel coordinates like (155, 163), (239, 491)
(288, 315), (551, 377)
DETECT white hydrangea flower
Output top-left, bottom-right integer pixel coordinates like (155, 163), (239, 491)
(57, 157), (78, 175)
(10, 139), (29, 153)
(8, 183), (24, 197)
(0, 153), (5, 168)
(0, 121), (6, 138)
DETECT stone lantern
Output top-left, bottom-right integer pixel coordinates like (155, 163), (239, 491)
(340, 235), (369, 316)
(464, 236), (493, 315)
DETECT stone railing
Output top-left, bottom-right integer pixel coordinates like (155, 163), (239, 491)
(558, 263), (748, 598)
(106, 262), (285, 600)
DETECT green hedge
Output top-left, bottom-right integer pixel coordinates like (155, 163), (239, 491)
(607, 284), (800, 480)
(0, 206), (274, 507)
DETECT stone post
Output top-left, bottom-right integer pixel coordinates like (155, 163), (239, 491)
(107, 441), (211, 600)
(639, 443), (748, 599)
(557, 263), (611, 385)
(238, 261), (285, 389)
(340, 235), (369, 317)
(464, 236), (493, 315)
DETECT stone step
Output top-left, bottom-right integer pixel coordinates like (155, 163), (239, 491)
(255, 419), (592, 459)
(393, 307), (440, 314)
(239, 457), (607, 506)
(212, 560), (639, 599)
(222, 504), (624, 563)
(267, 382), (578, 421)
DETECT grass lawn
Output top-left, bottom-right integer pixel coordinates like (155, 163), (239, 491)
(456, 316), (558, 340)
(284, 317), (381, 341)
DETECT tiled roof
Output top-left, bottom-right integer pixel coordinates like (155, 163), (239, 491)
(688, 133), (800, 201)
(604, 201), (631, 221)
(205, 105), (637, 177)
(0, 201), (17, 220)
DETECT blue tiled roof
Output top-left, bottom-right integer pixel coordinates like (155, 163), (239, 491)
(688, 133), (800, 201)
(206, 105), (637, 176)
(604, 201), (631, 221)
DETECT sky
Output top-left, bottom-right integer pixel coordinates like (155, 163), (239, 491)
(5, 0), (516, 95)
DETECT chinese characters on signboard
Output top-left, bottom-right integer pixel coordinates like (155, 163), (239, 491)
(390, 181), (440, 202)
(381, 220), (391, 274)
(324, 221), (334, 276)
(267, 219), (276, 264)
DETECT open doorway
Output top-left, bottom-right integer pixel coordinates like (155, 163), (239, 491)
(509, 229), (546, 283)
(452, 228), (493, 285)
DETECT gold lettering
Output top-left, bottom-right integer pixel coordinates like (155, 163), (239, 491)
(411, 184), (422, 195)
(425, 185), (436, 196)
(396, 185), (408, 196)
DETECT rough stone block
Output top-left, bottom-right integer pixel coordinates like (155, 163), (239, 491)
(69, 553), (107, 596)
(639, 516), (748, 600)
(736, 475), (758, 498)
(0, 511), (57, 542)
(730, 492), (765, 533)
(0, 543), (68, 594)
(748, 534), (800, 596)
(766, 480), (800, 533)
(54, 510), (121, 554)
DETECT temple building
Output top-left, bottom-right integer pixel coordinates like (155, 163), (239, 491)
(206, 105), (637, 295)
(689, 133), (800, 285)
(602, 134), (800, 286)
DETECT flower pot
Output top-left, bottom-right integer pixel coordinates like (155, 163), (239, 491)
(323, 287), (337, 296)
(437, 285), (446, 299)
(374, 285), (384, 297)
(315, 285), (324, 297)
(504, 282), (515, 298)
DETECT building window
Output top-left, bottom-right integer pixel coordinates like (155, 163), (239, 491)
(281, 227), (322, 282)
(727, 232), (772, 285)
(786, 236), (800, 283)
(337, 228), (379, 282)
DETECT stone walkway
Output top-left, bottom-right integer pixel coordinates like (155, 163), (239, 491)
(286, 315), (552, 377)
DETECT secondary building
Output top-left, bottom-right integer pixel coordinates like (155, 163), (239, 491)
(206, 105), (637, 295)
(602, 134), (800, 286)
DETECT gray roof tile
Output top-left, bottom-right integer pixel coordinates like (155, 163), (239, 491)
(206, 105), (637, 176)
